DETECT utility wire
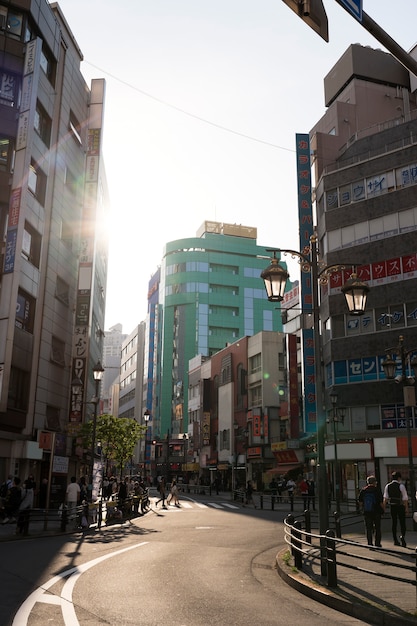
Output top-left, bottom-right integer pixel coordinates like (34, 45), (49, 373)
(85, 60), (296, 153)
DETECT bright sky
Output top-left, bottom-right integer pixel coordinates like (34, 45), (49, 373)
(56, 0), (417, 334)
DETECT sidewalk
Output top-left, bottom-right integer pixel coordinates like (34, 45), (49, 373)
(0, 487), (225, 540)
(276, 523), (417, 626)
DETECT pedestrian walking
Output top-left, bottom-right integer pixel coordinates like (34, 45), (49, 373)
(383, 471), (409, 547)
(79, 476), (88, 503)
(286, 477), (296, 508)
(66, 476), (81, 527)
(2, 477), (22, 524)
(118, 477), (128, 505)
(269, 478), (278, 499)
(298, 475), (309, 511)
(102, 476), (110, 500)
(16, 477), (35, 535)
(155, 477), (167, 509)
(358, 476), (384, 547)
(167, 479), (180, 507)
(307, 479), (316, 510)
(277, 476), (286, 503)
(244, 480), (256, 508)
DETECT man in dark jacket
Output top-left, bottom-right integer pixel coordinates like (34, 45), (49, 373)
(2, 477), (22, 524)
(383, 471), (409, 547)
(358, 476), (384, 547)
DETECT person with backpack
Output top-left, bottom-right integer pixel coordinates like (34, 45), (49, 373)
(383, 471), (409, 547)
(2, 476), (22, 524)
(358, 476), (384, 547)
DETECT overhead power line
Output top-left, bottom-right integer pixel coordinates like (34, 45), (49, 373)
(85, 60), (296, 153)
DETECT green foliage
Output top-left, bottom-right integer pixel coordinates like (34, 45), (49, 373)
(80, 414), (146, 479)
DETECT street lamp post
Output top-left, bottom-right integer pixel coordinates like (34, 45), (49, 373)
(143, 409), (150, 481)
(328, 392), (346, 515)
(90, 360), (105, 500)
(382, 336), (417, 528)
(261, 235), (369, 542)
(182, 433), (188, 480)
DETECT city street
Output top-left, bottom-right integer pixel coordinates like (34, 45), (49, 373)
(2, 494), (368, 625)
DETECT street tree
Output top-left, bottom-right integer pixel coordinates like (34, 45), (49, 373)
(80, 414), (145, 479)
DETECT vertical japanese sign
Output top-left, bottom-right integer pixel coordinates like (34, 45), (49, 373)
(4, 39), (40, 274)
(288, 333), (300, 438)
(68, 128), (101, 429)
(295, 133), (316, 434)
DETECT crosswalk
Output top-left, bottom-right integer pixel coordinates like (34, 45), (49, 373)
(153, 499), (240, 511)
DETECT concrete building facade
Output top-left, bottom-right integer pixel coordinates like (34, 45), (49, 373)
(0, 1), (108, 498)
(310, 44), (417, 501)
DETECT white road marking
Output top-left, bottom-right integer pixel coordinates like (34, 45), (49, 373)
(195, 526), (213, 529)
(12, 542), (148, 626)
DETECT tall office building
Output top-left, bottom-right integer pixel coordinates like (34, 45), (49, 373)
(0, 1), (108, 490)
(310, 44), (417, 499)
(145, 221), (285, 441)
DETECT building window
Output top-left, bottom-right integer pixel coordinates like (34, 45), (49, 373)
(249, 353), (261, 374)
(28, 160), (47, 205)
(46, 405), (61, 431)
(64, 166), (80, 196)
(69, 111), (82, 145)
(0, 7), (23, 39)
(0, 70), (19, 107)
(40, 45), (56, 86)
(237, 364), (246, 409)
(16, 289), (35, 333)
(8, 366), (29, 411)
(249, 384), (262, 408)
(220, 429), (230, 450)
(367, 406), (381, 430)
(60, 219), (73, 248)
(34, 102), (52, 147)
(51, 335), (66, 367)
(55, 276), (69, 305)
(21, 221), (41, 267)
(0, 137), (13, 171)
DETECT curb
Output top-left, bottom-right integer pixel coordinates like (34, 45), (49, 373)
(275, 548), (417, 626)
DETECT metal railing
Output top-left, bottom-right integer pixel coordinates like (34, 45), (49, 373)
(284, 511), (417, 607)
(38, 490), (151, 532)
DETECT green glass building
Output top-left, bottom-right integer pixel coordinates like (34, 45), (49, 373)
(154, 222), (285, 438)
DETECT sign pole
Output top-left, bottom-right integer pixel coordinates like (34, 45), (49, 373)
(43, 432), (56, 531)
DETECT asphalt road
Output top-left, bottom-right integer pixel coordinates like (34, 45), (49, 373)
(2, 494), (369, 625)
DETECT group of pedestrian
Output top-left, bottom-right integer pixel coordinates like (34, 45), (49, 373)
(155, 477), (181, 508)
(0, 474), (36, 535)
(268, 475), (315, 510)
(358, 470), (410, 548)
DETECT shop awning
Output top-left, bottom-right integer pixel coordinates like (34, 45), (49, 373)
(266, 463), (303, 475)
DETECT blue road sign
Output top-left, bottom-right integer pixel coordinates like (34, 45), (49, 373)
(336, 0), (362, 22)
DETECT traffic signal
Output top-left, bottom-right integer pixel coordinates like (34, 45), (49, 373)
(281, 0), (328, 42)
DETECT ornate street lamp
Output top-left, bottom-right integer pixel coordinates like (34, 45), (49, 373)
(182, 433), (189, 479)
(261, 235), (369, 543)
(143, 409), (151, 480)
(382, 336), (417, 528)
(90, 360), (105, 499)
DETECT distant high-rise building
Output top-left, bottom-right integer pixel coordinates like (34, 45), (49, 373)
(0, 1), (108, 488)
(103, 324), (127, 360)
(144, 222), (286, 441)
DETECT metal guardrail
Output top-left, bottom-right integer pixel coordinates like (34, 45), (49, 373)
(32, 490), (151, 533)
(284, 512), (417, 603)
